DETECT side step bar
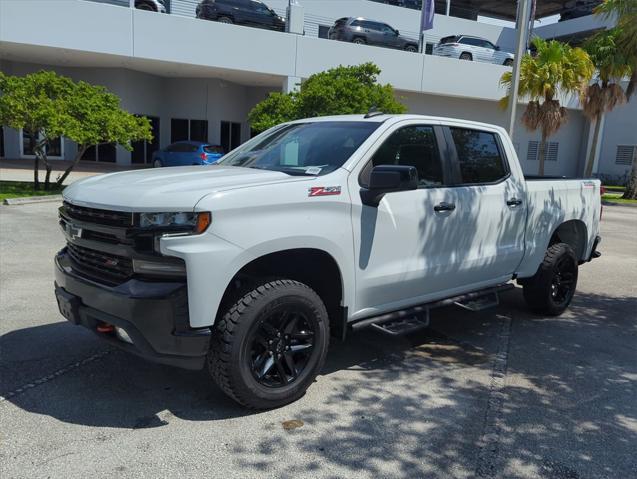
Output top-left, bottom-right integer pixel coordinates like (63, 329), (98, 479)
(351, 283), (515, 336)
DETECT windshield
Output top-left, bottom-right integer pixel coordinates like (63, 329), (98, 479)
(217, 121), (380, 176)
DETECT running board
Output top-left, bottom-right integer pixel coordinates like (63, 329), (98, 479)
(454, 291), (500, 311)
(351, 283), (515, 335)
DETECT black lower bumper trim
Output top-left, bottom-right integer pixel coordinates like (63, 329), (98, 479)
(587, 235), (602, 262)
(54, 250), (210, 370)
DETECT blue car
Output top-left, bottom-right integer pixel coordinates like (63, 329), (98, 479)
(152, 141), (225, 167)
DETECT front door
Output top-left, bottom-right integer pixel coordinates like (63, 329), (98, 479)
(350, 121), (461, 319)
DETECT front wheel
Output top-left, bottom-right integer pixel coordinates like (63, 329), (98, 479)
(503, 58), (513, 67)
(522, 243), (578, 316)
(208, 279), (330, 409)
(459, 52), (472, 61)
(153, 159), (162, 168)
(352, 37), (366, 45)
(405, 45), (418, 53)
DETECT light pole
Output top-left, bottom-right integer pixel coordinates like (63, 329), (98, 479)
(506, 0), (532, 137)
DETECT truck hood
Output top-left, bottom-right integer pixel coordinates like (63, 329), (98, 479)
(63, 165), (308, 211)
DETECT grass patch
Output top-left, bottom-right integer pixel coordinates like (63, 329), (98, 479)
(0, 181), (65, 201)
(602, 193), (637, 204)
(603, 185), (626, 193)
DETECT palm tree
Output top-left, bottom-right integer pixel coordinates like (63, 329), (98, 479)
(595, 0), (637, 99)
(582, 29), (632, 177)
(595, 0), (637, 199)
(500, 38), (594, 176)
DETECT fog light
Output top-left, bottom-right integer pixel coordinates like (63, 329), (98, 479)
(132, 259), (186, 276)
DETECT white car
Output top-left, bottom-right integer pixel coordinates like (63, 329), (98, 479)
(433, 35), (514, 66)
(55, 114), (601, 408)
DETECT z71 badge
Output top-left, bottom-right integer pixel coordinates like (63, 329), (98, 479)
(308, 186), (341, 197)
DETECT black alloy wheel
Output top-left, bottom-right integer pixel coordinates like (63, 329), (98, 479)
(522, 242), (579, 316)
(248, 307), (315, 387)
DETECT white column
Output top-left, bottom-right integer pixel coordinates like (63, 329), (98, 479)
(283, 76), (301, 94)
(446, 0), (451, 16)
(286, 0), (304, 35)
(506, 0), (532, 137)
(129, 0), (135, 9)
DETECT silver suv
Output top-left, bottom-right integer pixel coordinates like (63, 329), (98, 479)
(328, 17), (419, 53)
(433, 35), (514, 66)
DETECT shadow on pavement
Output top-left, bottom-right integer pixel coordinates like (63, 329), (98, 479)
(2, 289), (636, 477)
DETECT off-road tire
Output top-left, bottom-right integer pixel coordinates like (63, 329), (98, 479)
(208, 279), (330, 409)
(522, 243), (578, 316)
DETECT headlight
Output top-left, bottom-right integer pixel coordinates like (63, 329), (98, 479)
(138, 211), (211, 234)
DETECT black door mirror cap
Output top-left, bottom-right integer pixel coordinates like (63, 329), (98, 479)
(360, 165), (418, 207)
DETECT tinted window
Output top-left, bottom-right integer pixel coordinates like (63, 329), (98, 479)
(204, 145), (225, 154)
(440, 35), (460, 44)
(365, 125), (443, 188)
(450, 128), (507, 184)
(349, 19), (363, 27)
(219, 121), (380, 176)
(459, 37), (482, 46)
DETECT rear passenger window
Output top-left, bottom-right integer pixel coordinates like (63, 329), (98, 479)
(362, 125), (443, 188)
(450, 128), (507, 184)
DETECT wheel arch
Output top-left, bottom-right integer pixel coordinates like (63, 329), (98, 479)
(549, 219), (588, 261)
(218, 248), (348, 339)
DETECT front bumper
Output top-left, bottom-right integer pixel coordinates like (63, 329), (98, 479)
(54, 249), (210, 370)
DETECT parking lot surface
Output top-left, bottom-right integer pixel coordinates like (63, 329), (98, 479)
(1, 202), (635, 479)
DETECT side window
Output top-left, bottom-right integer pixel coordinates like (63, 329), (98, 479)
(362, 125), (444, 188)
(459, 37), (480, 46)
(350, 19), (363, 27)
(450, 128), (508, 184)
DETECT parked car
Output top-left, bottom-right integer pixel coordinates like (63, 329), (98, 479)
(328, 17), (419, 53)
(559, 0), (602, 21)
(196, 0), (285, 31)
(152, 141), (224, 167)
(135, 0), (166, 13)
(433, 35), (514, 66)
(56, 113), (601, 409)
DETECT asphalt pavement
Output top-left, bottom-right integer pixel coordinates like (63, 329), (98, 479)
(0, 202), (635, 479)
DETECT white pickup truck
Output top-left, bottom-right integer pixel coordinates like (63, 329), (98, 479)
(55, 114), (602, 408)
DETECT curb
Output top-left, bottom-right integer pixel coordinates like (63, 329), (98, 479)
(2, 195), (63, 206)
(602, 200), (637, 208)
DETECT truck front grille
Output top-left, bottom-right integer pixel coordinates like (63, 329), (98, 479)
(62, 201), (134, 228)
(66, 243), (133, 284)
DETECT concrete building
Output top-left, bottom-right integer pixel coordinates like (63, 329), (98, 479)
(0, 0), (635, 182)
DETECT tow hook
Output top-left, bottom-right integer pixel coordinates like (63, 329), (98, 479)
(96, 322), (115, 333)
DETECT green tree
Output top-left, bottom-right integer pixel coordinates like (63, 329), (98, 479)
(0, 71), (73, 189)
(248, 63), (406, 133)
(582, 29), (632, 177)
(500, 38), (594, 176)
(0, 71), (152, 190)
(594, 0), (637, 199)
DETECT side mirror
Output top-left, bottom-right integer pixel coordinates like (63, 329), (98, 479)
(494, 45), (500, 50)
(395, 29), (400, 35)
(360, 165), (418, 207)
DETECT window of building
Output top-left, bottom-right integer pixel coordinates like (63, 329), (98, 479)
(527, 141), (558, 162)
(450, 128), (507, 184)
(190, 120), (209, 143)
(171, 118), (209, 143)
(171, 119), (189, 143)
(318, 25), (330, 39)
(20, 130), (64, 158)
(132, 116), (160, 164)
(220, 121), (242, 153)
(80, 143), (116, 162)
(616, 145), (637, 165)
(362, 125), (443, 188)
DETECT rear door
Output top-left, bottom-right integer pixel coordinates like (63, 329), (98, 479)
(362, 21), (384, 45)
(441, 124), (526, 285)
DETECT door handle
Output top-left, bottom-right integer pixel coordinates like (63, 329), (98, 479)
(434, 202), (456, 212)
(507, 198), (523, 207)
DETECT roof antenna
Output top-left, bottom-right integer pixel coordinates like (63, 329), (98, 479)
(364, 105), (384, 119)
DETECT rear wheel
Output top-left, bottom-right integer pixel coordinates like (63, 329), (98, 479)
(352, 37), (366, 45)
(503, 58), (513, 67)
(208, 279), (330, 409)
(218, 16), (233, 24)
(460, 52), (473, 60)
(522, 243), (578, 316)
(405, 44), (418, 53)
(153, 159), (162, 168)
